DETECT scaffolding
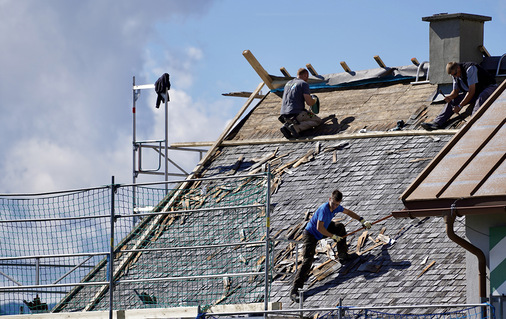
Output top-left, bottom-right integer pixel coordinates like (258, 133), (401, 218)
(0, 172), (272, 316)
(132, 76), (207, 182)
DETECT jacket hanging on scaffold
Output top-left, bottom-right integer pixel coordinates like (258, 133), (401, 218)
(155, 73), (171, 108)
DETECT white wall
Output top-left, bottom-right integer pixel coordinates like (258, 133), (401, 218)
(466, 213), (506, 319)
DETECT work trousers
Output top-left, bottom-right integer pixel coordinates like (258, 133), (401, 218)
(292, 222), (347, 290)
(293, 111), (322, 133)
(434, 84), (498, 126)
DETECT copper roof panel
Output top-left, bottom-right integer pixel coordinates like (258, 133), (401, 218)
(407, 149), (476, 200)
(473, 159), (506, 196)
(441, 131), (506, 197)
(403, 80), (506, 203)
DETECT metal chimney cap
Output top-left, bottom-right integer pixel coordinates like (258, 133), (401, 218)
(422, 12), (491, 22)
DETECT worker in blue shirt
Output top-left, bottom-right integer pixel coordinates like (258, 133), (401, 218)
(290, 189), (371, 303)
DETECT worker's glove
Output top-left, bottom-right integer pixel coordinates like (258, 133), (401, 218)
(360, 218), (372, 229)
(331, 234), (343, 242)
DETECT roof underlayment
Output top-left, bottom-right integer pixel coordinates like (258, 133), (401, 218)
(270, 65), (427, 92)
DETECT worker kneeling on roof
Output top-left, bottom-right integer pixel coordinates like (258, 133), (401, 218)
(290, 189), (371, 303)
(279, 68), (322, 139)
(421, 61), (497, 131)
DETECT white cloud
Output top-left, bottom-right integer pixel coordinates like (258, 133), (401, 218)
(146, 45), (205, 90)
(187, 47), (204, 61)
(0, 0), (216, 193)
(1, 135), (132, 193)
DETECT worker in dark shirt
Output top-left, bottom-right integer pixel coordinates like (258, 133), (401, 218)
(421, 62), (497, 130)
(279, 68), (322, 138)
(290, 189), (371, 303)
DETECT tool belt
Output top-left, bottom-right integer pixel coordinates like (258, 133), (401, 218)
(278, 113), (300, 125)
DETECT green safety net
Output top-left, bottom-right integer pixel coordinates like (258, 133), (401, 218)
(0, 174), (269, 315)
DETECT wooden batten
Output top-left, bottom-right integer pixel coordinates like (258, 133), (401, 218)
(222, 91), (265, 99)
(242, 50), (275, 90)
(374, 55), (387, 68)
(306, 63), (318, 76)
(479, 45), (491, 57)
(340, 61), (352, 73)
(280, 67), (291, 77)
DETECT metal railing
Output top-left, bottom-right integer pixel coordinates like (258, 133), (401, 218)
(200, 303), (495, 319)
(0, 172), (272, 318)
(496, 54), (506, 77)
(411, 61), (430, 85)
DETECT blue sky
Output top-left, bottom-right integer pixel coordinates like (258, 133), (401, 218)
(0, 0), (504, 192)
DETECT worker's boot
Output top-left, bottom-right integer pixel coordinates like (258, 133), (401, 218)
(421, 122), (441, 131)
(280, 124), (292, 139)
(290, 288), (300, 303)
(287, 124), (300, 138)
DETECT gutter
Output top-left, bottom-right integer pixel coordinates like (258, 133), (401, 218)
(392, 204), (506, 218)
(445, 204), (487, 299)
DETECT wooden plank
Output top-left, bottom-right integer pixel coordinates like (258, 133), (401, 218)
(273, 157), (301, 175)
(280, 67), (291, 77)
(293, 150), (314, 168)
(242, 50), (274, 90)
(418, 260), (436, 278)
(313, 259), (333, 271)
(286, 222), (304, 240)
(356, 231), (368, 253)
(228, 155), (244, 175)
(249, 147), (278, 171)
(306, 63), (318, 76)
(479, 45), (491, 57)
(340, 61), (352, 72)
(222, 91), (265, 99)
(170, 130), (456, 148)
(357, 242), (383, 256)
(374, 55), (387, 68)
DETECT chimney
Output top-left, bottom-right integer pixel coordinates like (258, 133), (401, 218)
(422, 13), (491, 85)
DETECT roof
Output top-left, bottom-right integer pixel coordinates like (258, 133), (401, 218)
(59, 68), (475, 313)
(205, 134), (466, 308)
(400, 79), (506, 212)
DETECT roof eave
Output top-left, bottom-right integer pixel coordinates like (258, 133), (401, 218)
(393, 196), (506, 219)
